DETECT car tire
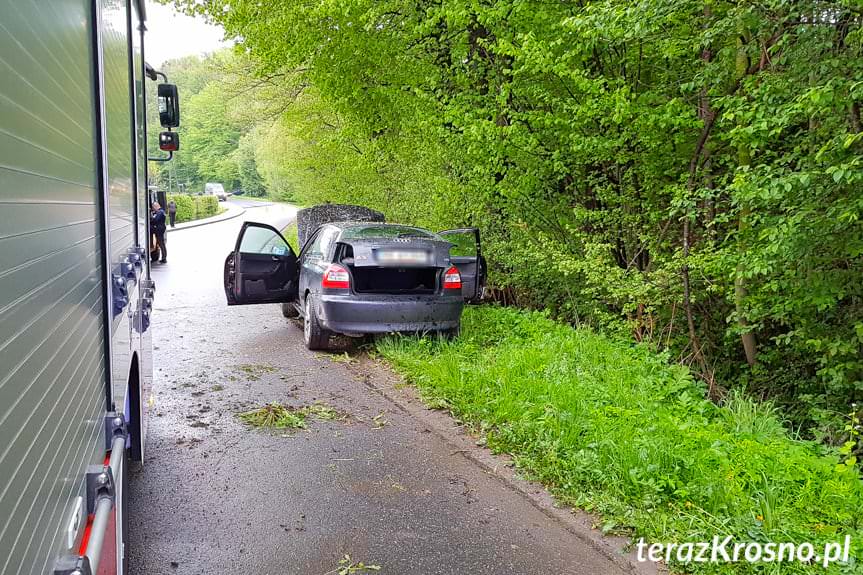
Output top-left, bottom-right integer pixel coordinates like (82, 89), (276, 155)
(303, 296), (330, 350)
(281, 302), (299, 318)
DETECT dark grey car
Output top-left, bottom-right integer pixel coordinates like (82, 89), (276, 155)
(223, 205), (486, 350)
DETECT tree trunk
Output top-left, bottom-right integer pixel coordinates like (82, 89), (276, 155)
(680, 41), (716, 386)
(681, 215), (709, 379)
(851, 102), (862, 134)
(735, 30), (758, 366)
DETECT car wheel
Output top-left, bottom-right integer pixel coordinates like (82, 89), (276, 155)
(281, 302), (299, 318)
(303, 296), (330, 350)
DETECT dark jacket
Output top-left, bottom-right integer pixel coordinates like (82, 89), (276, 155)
(151, 208), (167, 234)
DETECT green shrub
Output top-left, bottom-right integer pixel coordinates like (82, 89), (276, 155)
(377, 306), (863, 574)
(166, 194), (195, 223)
(165, 194), (220, 223)
(195, 195), (219, 218)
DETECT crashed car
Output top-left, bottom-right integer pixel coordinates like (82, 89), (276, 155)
(223, 205), (486, 350)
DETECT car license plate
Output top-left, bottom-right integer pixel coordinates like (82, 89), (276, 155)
(376, 249), (430, 265)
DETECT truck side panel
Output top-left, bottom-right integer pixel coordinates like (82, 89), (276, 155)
(101, 0), (137, 412)
(130, 0), (153, 459)
(0, 1), (107, 573)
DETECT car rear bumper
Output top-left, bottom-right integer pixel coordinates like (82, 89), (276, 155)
(317, 293), (463, 335)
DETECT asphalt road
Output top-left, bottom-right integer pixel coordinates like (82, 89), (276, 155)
(226, 196), (275, 208)
(127, 203), (629, 575)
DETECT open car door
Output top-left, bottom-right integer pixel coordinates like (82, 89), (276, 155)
(438, 227), (486, 303)
(224, 222), (299, 305)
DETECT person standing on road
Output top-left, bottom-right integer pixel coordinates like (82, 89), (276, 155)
(151, 202), (167, 264)
(167, 199), (177, 228)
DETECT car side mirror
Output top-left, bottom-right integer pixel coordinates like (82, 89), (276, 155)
(157, 83), (180, 128)
(159, 131), (179, 151)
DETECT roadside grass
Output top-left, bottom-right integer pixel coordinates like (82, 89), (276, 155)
(376, 306), (863, 574)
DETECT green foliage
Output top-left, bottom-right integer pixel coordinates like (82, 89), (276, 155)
(336, 555), (381, 574)
(148, 51), (270, 196)
(166, 193), (219, 223)
(237, 403), (307, 430)
(378, 307), (863, 573)
(837, 409), (862, 473)
(281, 222), (299, 254)
(236, 401), (346, 430)
(167, 194), (195, 223)
(195, 195), (219, 218)
(233, 129), (266, 196)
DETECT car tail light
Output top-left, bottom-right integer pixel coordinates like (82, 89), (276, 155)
(443, 266), (462, 290)
(322, 264), (351, 289)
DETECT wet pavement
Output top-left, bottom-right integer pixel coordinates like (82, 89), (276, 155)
(127, 203), (629, 575)
(227, 196), (274, 208)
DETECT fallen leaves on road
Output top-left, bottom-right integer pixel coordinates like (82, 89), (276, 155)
(233, 363), (277, 381)
(331, 555), (380, 574)
(371, 412), (388, 429)
(237, 403), (307, 430)
(237, 401), (348, 431)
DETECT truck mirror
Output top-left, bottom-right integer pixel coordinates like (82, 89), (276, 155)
(159, 131), (180, 151)
(157, 83), (180, 128)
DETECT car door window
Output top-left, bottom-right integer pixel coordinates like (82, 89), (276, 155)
(239, 226), (292, 256)
(303, 229), (326, 260)
(318, 227), (340, 261)
(304, 226), (339, 261)
(438, 228), (485, 303)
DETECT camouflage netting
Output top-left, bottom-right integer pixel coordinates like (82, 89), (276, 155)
(296, 204), (385, 247)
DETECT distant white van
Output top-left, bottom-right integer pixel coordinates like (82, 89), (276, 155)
(204, 182), (228, 201)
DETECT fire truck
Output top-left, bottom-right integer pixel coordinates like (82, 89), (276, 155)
(0, 1), (178, 573)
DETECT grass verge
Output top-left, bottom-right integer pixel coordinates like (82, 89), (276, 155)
(376, 306), (863, 574)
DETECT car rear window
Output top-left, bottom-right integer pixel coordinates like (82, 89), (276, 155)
(340, 225), (440, 241)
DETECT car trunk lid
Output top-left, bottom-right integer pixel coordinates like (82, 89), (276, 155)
(337, 237), (452, 295)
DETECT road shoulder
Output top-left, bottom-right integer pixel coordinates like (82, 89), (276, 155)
(350, 354), (661, 575)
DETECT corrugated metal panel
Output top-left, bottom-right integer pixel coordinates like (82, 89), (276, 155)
(102, 0), (136, 263)
(131, 1), (147, 244)
(102, 0), (135, 412)
(0, 0), (107, 573)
